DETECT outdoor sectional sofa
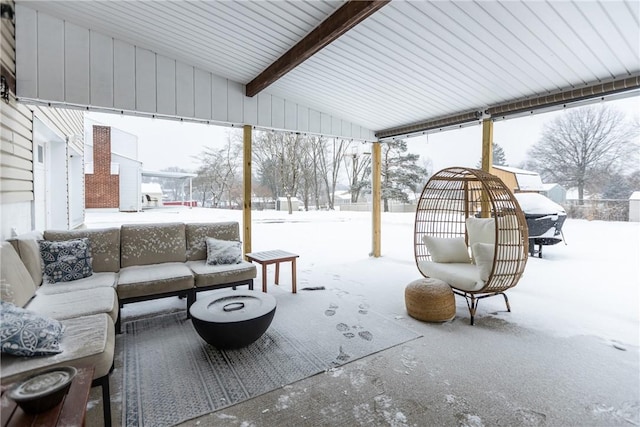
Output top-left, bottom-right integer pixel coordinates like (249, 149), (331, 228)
(0, 220), (256, 426)
(0, 240), (117, 426)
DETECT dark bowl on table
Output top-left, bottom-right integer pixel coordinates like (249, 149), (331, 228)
(8, 366), (77, 414)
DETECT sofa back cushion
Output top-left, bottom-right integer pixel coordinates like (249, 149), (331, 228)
(185, 222), (240, 261)
(39, 238), (94, 283)
(0, 242), (37, 307)
(7, 231), (44, 286)
(121, 222), (186, 267)
(466, 217), (496, 247)
(44, 228), (121, 272)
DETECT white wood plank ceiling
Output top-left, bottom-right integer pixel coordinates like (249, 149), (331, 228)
(15, 0), (640, 138)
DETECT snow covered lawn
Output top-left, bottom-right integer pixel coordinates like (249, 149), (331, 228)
(86, 207), (640, 348)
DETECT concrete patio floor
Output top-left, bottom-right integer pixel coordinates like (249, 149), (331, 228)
(83, 208), (639, 426)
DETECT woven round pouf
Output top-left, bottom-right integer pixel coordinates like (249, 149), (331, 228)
(405, 278), (455, 322)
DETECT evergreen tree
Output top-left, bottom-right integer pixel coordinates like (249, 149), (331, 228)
(601, 173), (634, 200)
(379, 140), (429, 212)
(476, 142), (508, 168)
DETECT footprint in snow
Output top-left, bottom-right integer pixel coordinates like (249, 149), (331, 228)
(358, 331), (373, 341)
(336, 322), (373, 341)
(325, 303), (339, 316)
(336, 346), (350, 362)
(358, 303), (369, 315)
(336, 323), (349, 332)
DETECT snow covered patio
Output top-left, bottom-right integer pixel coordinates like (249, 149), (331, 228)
(85, 207), (639, 426)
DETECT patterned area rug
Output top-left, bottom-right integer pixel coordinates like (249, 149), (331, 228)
(121, 290), (421, 427)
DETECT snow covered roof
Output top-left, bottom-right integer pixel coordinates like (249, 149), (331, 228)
(141, 170), (197, 179)
(141, 183), (163, 194)
(492, 165), (544, 191)
(493, 165), (538, 175)
(542, 183), (563, 191)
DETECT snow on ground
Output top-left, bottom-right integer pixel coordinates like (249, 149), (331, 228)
(86, 207), (640, 347)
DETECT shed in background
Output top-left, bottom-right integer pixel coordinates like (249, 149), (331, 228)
(490, 165), (544, 193)
(541, 183), (567, 206)
(629, 192), (640, 222)
(276, 197), (301, 212)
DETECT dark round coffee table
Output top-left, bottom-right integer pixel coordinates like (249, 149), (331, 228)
(189, 290), (277, 349)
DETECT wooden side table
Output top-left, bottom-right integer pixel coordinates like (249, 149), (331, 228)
(1, 366), (94, 427)
(245, 250), (299, 293)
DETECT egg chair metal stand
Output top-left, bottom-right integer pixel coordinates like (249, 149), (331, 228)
(414, 167), (529, 325)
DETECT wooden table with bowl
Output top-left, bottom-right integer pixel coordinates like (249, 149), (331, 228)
(1, 366), (94, 427)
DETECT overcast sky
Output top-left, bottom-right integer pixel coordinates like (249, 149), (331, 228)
(87, 95), (639, 176)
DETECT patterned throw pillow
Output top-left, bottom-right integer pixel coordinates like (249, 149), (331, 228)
(205, 238), (242, 265)
(0, 301), (65, 356)
(39, 238), (93, 283)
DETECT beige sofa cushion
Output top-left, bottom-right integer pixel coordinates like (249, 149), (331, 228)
(466, 217), (496, 247)
(1, 313), (115, 383)
(185, 222), (240, 261)
(44, 228), (121, 272)
(37, 272), (118, 295)
(117, 262), (194, 300)
(186, 260), (256, 288)
(121, 223), (186, 267)
(423, 236), (470, 263)
(27, 287), (119, 323)
(418, 260), (485, 292)
(0, 242), (37, 307)
(8, 231), (44, 286)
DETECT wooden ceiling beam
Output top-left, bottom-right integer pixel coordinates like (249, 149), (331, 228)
(245, 0), (389, 97)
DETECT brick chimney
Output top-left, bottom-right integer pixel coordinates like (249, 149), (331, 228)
(85, 126), (120, 208)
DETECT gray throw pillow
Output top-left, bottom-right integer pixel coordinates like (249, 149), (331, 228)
(39, 238), (93, 283)
(206, 238), (242, 265)
(0, 301), (65, 356)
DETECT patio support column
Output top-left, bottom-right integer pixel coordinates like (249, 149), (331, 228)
(481, 118), (493, 172)
(243, 125), (252, 256)
(371, 142), (382, 257)
(481, 119), (493, 217)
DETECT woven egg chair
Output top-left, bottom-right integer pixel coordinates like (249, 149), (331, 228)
(414, 167), (528, 325)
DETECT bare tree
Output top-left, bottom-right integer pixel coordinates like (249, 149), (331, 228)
(280, 133), (303, 214)
(298, 136), (317, 211)
(253, 131), (304, 214)
(253, 131), (278, 202)
(343, 143), (371, 203)
(317, 138), (349, 209)
(526, 105), (639, 203)
(192, 136), (241, 208)
(307, 135), (326, 210)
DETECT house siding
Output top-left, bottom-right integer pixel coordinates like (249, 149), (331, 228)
(14, 5), (376, 142)
(0, 1), (84, 239)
